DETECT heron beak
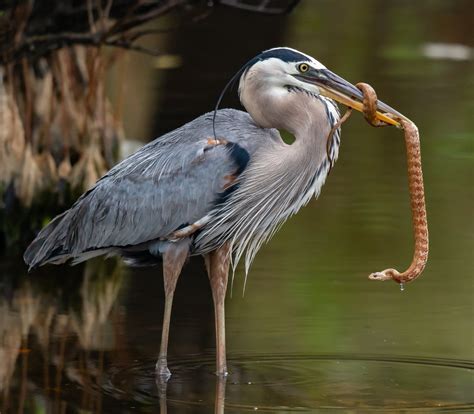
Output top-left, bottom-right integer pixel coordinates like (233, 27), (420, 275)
(295, 70), (410, 127)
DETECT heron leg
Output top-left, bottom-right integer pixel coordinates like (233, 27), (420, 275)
(156, 241), (189, 378)
(204, 243), (232, 377)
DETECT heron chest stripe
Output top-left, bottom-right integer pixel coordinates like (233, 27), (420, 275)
(225, 142), (250, 175)
(212, 142), (250, 207)
(165, 141), (251, 240)
(223, 174), (238, 190)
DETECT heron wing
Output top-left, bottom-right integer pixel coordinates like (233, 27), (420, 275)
(69, 139), (243, 249)
(24, 109), (275, 268)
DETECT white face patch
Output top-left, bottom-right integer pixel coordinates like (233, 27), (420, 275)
(238, 47), (331, 113)
(239, 57), (322, 98)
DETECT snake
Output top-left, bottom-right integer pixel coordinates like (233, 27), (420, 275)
(338, 83), (429, 286)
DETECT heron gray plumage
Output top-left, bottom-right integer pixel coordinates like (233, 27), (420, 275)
(24, 47), (404, 378)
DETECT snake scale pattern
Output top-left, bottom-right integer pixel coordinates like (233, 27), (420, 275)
(356, 83), (429, 285)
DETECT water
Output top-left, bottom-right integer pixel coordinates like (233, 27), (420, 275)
(109, 355), (473, 412)
(1, 1), (473, 412)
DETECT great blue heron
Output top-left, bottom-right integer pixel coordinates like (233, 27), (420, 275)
(24, 47), (405, 378)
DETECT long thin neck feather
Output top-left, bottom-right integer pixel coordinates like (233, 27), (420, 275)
(197, 91), (341, 273)
(197, 82), (342, 285)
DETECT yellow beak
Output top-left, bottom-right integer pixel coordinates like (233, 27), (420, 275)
(319, 87), (402, 127)
(295, 69), (411, 127)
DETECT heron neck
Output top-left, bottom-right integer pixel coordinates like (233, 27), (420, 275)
(243, 89), (333, 166)
(290, 96), (333, 165)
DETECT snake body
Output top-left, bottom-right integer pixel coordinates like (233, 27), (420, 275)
(355, 83), (429, 285)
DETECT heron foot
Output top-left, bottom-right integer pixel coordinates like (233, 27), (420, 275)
(215, 368), (229, 378)
(155, 357), (172, 380)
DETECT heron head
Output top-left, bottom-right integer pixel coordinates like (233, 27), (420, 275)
(238, 47), (408, 127)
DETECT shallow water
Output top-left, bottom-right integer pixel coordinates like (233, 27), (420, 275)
(1, 1), (473, 412)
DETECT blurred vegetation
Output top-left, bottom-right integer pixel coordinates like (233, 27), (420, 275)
(0, 0), (300, 249)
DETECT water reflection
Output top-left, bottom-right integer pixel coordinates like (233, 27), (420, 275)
(157, 376), (226, 414)
(0, 258), (123, 413)
(108, 353), (474, 412)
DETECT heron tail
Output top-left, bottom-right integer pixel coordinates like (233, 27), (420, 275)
(23, 211), (71, 271)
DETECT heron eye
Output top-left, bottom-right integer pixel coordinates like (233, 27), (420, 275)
(298, 63), (309, 73)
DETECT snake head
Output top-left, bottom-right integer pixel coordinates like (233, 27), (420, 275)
(368, 268), (400, 282)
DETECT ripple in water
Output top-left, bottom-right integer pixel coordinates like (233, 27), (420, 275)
(104, 354), (474, 412)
